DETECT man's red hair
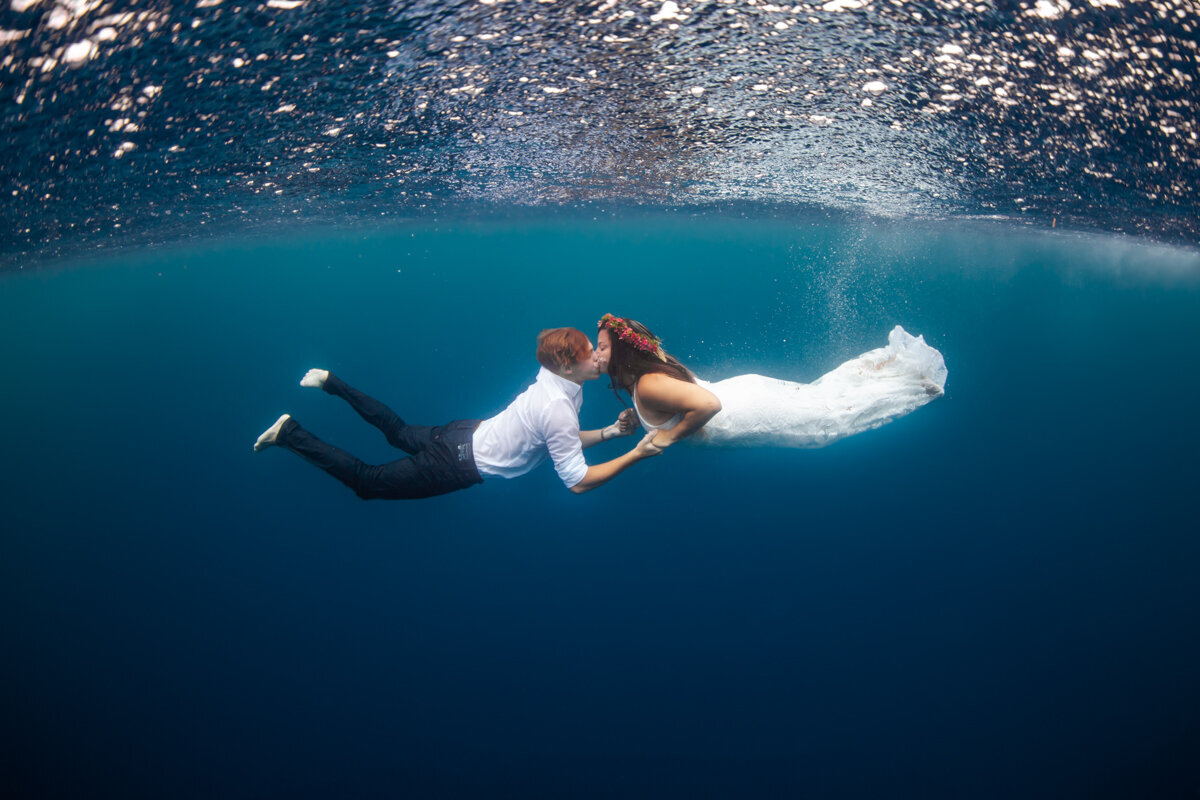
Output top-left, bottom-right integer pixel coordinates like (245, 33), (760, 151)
(536, 327), (591, 372)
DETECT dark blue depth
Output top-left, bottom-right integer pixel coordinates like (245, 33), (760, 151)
(2, 217), (1199, 797)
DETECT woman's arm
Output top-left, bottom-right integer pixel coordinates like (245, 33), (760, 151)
(635, 372), (722, 448)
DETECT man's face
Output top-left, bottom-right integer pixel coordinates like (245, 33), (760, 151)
(562, 340), (601, 383)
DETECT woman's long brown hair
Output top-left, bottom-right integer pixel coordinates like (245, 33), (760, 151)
(600, 317), (695, 401)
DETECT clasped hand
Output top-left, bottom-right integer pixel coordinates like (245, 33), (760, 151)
(602, 409), (662, 457)
(601, 408), (638, 441)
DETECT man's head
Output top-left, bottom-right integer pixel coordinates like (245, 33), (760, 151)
(537, 327), (600, 384)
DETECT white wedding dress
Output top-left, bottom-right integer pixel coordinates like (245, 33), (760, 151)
(634, 326), (948, 448)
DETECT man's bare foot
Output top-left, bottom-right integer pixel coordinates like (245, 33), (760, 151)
(254, 414), (292, 451)
(300, 369), (329, 389)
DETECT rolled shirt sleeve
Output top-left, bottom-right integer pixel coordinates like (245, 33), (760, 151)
(542, 397), (588, 489)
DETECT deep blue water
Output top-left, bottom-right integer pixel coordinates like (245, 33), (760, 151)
(3, 217), (1200, 797)
(4, 0), (1200, 797)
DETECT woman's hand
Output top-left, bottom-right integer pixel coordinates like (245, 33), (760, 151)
(601, 408), (638, 440)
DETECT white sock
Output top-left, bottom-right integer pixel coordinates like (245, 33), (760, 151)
(300, 369), (329, 389)
(254, 413), (292, 451)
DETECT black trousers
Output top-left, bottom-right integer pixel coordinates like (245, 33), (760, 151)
(278, 374), (483, 500)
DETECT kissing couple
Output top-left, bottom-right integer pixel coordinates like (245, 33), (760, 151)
(254, 315), (947, 499)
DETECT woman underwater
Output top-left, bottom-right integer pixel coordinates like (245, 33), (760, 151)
(595, 314), (948, 448)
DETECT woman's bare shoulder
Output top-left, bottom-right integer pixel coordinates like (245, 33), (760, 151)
(635, 371), (692, 392)
(636, 371), (717, 407)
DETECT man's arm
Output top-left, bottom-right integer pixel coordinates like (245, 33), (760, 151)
(569, 433), (661, 494)
(580, 409), (637, 450)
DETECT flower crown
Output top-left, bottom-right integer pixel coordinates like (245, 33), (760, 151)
(599, 314), (664, 357)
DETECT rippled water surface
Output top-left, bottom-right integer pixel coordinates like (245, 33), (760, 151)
(2, 0), (1197, 265)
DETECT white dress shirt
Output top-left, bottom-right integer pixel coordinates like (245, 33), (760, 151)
(472, 367), (588, 488)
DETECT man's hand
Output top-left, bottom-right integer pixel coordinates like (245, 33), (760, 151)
(634, 431), (663, 458)
(601, 408), (638, 441)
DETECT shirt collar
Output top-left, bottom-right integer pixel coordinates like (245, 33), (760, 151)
(536, 366), (584, 399)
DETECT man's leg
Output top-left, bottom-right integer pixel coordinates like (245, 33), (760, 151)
(303, 370), (434, 455)
(262, 416), (454, 500)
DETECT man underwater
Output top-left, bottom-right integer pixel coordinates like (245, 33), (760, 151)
(254, 327), (660, 498)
